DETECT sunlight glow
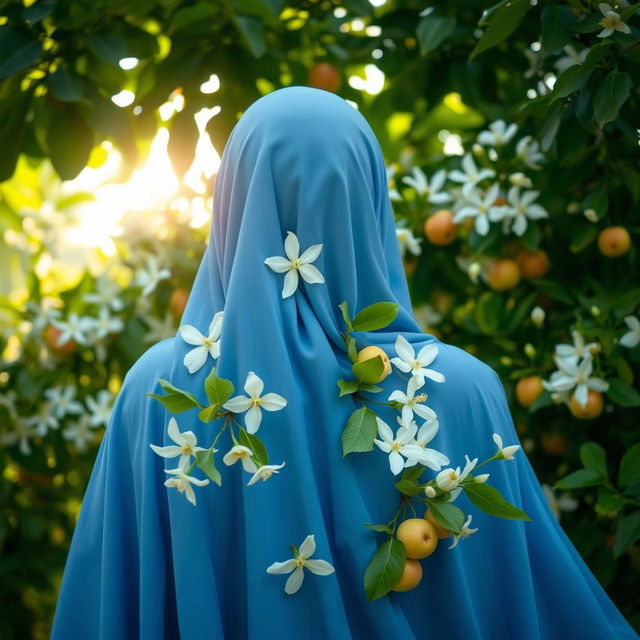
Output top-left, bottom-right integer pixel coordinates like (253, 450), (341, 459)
(111, 90), (135, 107)
(348, 64), (385, 95)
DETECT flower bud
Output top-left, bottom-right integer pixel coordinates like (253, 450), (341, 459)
(468, 262), (481, 283)
(474, 473), (490, 483)
(500, 356), (512, 367)
(590, 305), (600, 317)
(531, 305), (545, 327)
(472, 143), (484, 158)
(509, 172), (532, 188)
(435, 468), (460, 492)
(424, 485), (437, 498)
(524, 343), (536, 359)
(566, 201), (580, 214)
(583, 208), (598, 223)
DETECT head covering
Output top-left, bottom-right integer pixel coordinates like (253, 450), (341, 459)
(51, 86), (638, 640)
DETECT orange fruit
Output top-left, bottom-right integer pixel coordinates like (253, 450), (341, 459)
(598, 226), (630, 257)
(170, 287), (190, 320)
(540, 432), (568, 455)
(569, 390), (604, 420)
(355, 346), (391, 383)
(44, 325), (77, 355)
(487, 259), (521, 291)
(515, 376), (544, 408)
(516, 250), (550, 279)
(307, 63), (341, 92)
(392, 558), (423, 592)
(424, 210), (457, 245)
(423, 508), (452, 539)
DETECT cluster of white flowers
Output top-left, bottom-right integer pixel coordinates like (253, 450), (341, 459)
(542, 330), (609, 407)
(388, 121), (549, 251)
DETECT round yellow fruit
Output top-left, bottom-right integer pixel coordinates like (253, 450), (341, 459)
(423, 508), (452, 539)
(355, 346), (391, 383)
(515, 376), (544, 408)
(307, 62), (341, 92)
(487, 259), (521, 291)
(396, 517), (439, 559)
(516, 249), (550, 279)
(391, 558), (423, 592)
(569, 390), (604, 420)
(598, 226), (630, 258)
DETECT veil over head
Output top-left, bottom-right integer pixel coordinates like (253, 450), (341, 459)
(51, 87), (638, 640)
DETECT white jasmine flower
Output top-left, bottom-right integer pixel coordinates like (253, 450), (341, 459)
(386, 164), (402, 201)
(491, 186), (548, 237)
(266, 534), (335, 595)
(135, 255), (171, 296)
(515, 136), (546, 170)
(164, 467), (210, 505)
(543, 355), (609, 407)
(541, 483), (579, 521)
(435, 454), (478, 501)
(555, 45), (589, 74)
(448, 154), (495, 186)
(222, 445), (258, 473)
(84, 277), (124, 312)
(396, 227), (422, 258)
(85, 390), (114, 427)
(401, 167), (452, 204)
(25, 402), (59, 436)
(179, 311), (223, 374)
(555, 330), (598, 364)
(374, 416), (432, 476)
(477, 120), (518, 147)
(247, 462), (286, 486)
(388, 376), (439, 425)
(86, 307), (124, 341)
(452, 183), (502, 236)
(492, 433), (521, 460)
(264, 231), (324, 299)
(63, 415), (97, 451)
(223, 371), (287, 434)
(402, 416), (450, 471)
(45, 386), (84, 420)
(448, 514), (478, 549)
(51, 313), (92, 346)
(620, 315), (640, 348)
(150, 417), (207, 470)
(597, 3), (631, 37)
(0, 419), (37, 455)
(390, 335), (445, 387)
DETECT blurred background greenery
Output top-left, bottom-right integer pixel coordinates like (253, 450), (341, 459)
(1, 0), (639, 637)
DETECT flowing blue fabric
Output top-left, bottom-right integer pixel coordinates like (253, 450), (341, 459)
(51, 86), (638, 640)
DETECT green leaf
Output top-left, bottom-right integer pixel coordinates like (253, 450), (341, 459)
(204, 367), (234, 409)
(0, 86), (31, 181)
(394, 478), (421, 496)
(47, 67), (84, 102)
(364, 538), (405, 601)
(341, 407), (377, 457)
(87, 32), (128, 65)
(0, 26), (42, 80)
(554, 468), (603, 490)
(416, 14), (456, 56)
(46, 104), (94, 179)
(475, 291), (503, 335)
(569, 221), (598, 253)
(470, 0), (530, 60)
(529, 389), (553, 412)
(237, 428), (268, 468)
(539, 101), (564, 152)
(463, 483), (532, 520)
(618, 443), (640, 493)
(358, 383), (383, 394)
(401, 464), (425, 482)
(234, 14), (266, 57)
(339, 301), (353, 332)
(594, 70), (632, 128)
(425, 501), (465, 534)
(198, 405), (219, 422)
(346, 335), (357, 363)
(352, 355), (384, 384)
(146, 378), (203, 412)
(579, 442), (608, 479)
(195, 449), (222, 486)
(613, 511), (640, 559)
(606, 378), (640, 407)
(351, 302), (399, 331)
(541, 4), (573, 55)
(595, 488), (629, 516)
(337, 379), (359, 396)
(364, 522), (393, 535)
(550, 64), (594, 102)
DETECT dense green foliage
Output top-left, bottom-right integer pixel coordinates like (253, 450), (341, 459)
(1, 0), (639, 636)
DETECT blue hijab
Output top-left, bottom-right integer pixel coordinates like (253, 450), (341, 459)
(51, 86), (638, 639)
